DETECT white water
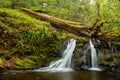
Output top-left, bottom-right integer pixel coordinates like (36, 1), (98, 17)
(33, 39), (76, 72)
(89, 40), (101, 71)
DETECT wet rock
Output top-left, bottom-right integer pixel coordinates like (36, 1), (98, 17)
(73, 63), (85, 70)
(105, 57), (114, 61)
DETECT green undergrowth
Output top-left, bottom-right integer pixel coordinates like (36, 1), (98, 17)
(0, 8), (119, 70)
(0, 8), (58, 69)
(101, 27), (120, 45)
(0, 8), (86, 69)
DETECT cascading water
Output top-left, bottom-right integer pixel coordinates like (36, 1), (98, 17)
(33, 39), (76, 72)
(89, 39), (101, 71)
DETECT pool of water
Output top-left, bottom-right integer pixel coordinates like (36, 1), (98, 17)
(0, 70), (118, 80)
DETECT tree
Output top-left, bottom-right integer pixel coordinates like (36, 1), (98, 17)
(95, 0), (100, 18)
(11, 0), (20, 9)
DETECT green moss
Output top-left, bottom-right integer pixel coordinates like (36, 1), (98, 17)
(96, 20), (106, 26)
(99, 56), (109, 65)
(0, 8), (87, 69)
(0, 51), (12, 60)
(0, 8), (62, 69)
(103, 28), (120, 42)
(15, 58), (23, 66)
(76, 44), (84, 47)
(0, 8), (54, 55)
(27, 56), (40, 62)
(14, 58), (35, 69)
(0, 59), (3, 67)
(77, 37), (86, 42)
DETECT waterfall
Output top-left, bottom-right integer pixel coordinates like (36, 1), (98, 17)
(89, 39), (101, 71)
(49, 39), (76, 68)
(33, 39), (76, 72)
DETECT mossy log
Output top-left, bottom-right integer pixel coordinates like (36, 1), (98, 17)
(22, 8), (106, 38)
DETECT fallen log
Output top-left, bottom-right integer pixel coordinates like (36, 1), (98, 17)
(21, 8), (120, 50)
(22, 8), (106, 38)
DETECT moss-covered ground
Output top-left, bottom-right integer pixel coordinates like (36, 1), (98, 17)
(0, 8), (86, 69)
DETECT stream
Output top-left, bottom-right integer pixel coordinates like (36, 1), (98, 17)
(0, 39), (119, 80)
(0, 70), (118, 80)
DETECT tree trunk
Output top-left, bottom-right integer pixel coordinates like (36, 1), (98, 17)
(21, 8), (105, 38)
(11, 0), (19, 9)
(11, 0), (15, 9)
(96, 0), (100, 18)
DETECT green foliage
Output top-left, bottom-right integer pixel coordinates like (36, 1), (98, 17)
(99, 58), (109, 65)
(27, 56), (40, 62)
(0, 0), (120, 28)
(104, 28), (120, 43)
(0, 8), (55, 56)
(100, 0), (120, 28)
(0, 8), (61, 69)
(0, 59), (3, 67)
(0, 1), (11, 8)
(0, 0), (120, 69)
(0, 8), (83, 69)
(14, 58), (35, 69)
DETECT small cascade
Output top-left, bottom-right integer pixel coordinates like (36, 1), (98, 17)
(89, 39), (101, 71)
(108, 42), (117, 57)
(33, 39), (76, 72)
(49, 39), (76, 68)
(74, 39), (101, 71)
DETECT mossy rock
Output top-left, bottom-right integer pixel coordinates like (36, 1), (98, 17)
(76, 44), (84, 48)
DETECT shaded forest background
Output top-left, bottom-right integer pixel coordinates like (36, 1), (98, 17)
(1, 0), (120, 25)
